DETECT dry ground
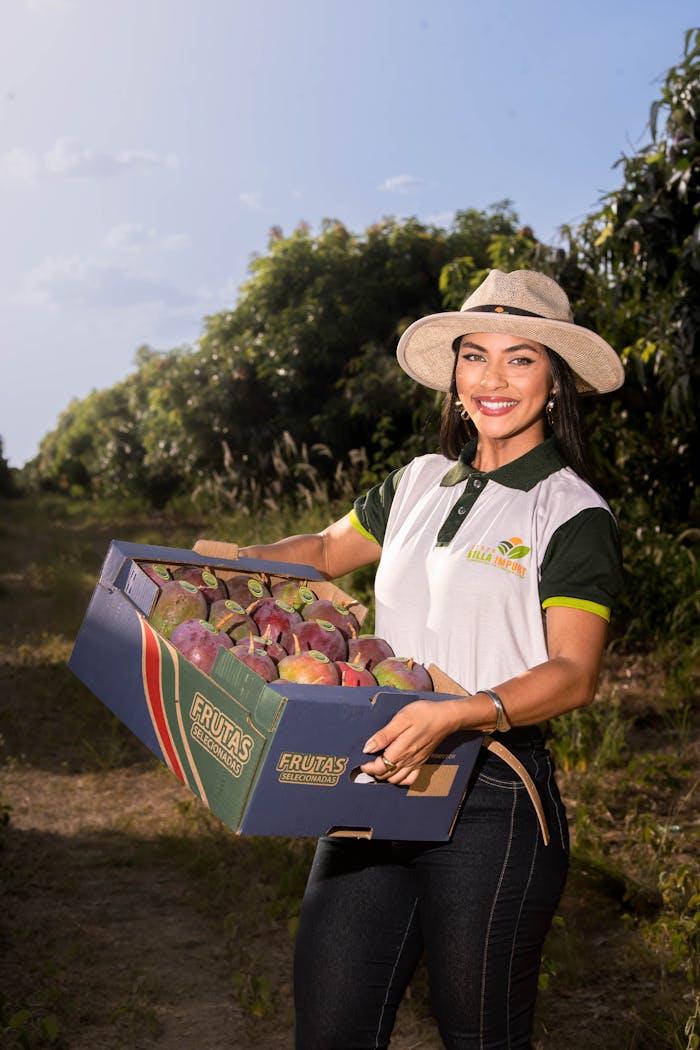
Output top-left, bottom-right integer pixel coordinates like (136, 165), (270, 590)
(0, 498), (696, 1049)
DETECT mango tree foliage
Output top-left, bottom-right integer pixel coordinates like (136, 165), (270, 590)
(33, 208), (520, 503)
(197, 208), (521, 482)
(31, 21), (700, 531)
(0, 437), (15, 496)
(565, 28), (700, 523)
(36, 383), (142, 498)
(131, 346), (266, 507)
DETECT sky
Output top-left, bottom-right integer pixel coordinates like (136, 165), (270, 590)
(0, 0), (697, 468)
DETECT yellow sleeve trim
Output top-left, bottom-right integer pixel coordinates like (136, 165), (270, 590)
(542, 596), (611, 622)
(348, 508), (380, 544)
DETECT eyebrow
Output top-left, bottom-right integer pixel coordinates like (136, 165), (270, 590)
(459, 339), (543, 355)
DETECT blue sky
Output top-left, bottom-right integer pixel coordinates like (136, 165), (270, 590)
(1, 0), (697, 467)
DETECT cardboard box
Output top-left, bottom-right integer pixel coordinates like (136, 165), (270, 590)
(69, 540), (483, 841)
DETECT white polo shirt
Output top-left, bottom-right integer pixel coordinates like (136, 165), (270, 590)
(349, 438), (623, 696)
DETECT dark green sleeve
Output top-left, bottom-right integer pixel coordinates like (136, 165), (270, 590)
(351, 465), (408, 546)
(539, 507), (624, 620)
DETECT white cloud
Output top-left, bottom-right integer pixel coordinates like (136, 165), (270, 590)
(239, 190), (264, 210)
(106, 222), (189, 253)
(379, 173), (426, 193)
(44, 137), (179, 178)
(0, 137), (179, 185)
(22, 255), (193, 311)
(0, 147), (41, 184)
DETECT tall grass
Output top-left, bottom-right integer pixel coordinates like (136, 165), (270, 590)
(190, 431), (369, 521)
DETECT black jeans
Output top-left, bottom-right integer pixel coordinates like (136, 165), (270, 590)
(293, 729), (569, 1050)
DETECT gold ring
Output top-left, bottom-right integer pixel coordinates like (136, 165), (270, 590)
(381, 755), (398, 772)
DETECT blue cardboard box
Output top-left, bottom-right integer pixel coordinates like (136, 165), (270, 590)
(69, 540), (483, 841)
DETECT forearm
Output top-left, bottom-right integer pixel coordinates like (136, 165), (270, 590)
(460, 605), (608, 731)
(487, 653), (601, 726)
(238, 514), (381, 581)
(362, 607), (607, 783)
(239, 534), (331, 578)
(444, 652), (603, 734)
(434, 655), (600, 739)
(359, 664), (589, 784)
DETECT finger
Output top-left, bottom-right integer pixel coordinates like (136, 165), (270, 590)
(363, 702), (431, 754)
(359, 754), (425, 785)
(381, 764), (420, 786)
(379, 753), (399, 774)
(360, 756), (402, 780)
(362, 729), (391, 754)
(398, 768), (419, 786)
(362, 712), (413, 754)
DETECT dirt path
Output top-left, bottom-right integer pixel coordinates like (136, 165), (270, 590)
(1, 756), (452, 1049)
(1, 501), (695, 1049)
(2, 752), (680, 1050)
(1, 764), (251, 1049)
(2, 663), (695, 1050)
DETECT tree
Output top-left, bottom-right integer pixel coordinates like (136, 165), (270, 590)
(36, 384), (141, 498)
(565, 28), (700, 524)
(197, 207), (521, 482)
(0, 437), (15, 497)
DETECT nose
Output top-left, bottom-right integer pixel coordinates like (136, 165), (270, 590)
(480, 363), (508, 389)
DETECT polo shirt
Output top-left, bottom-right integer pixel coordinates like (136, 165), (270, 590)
(349, 438), (623, 695)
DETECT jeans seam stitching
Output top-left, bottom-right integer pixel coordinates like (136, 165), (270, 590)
(478, 772), (527, 790)
(479, 783), (517, 1049)
(374, 897), (418, 1048)
(545, 754), (567, 849)
(505, 810), (539, 1049)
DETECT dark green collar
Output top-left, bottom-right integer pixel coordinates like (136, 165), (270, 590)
(440, 437), (567, 491)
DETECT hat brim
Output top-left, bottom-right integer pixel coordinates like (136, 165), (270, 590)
(396, 311), (625, 395)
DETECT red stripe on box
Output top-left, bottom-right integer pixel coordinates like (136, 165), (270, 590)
(141, 619), (186, 782)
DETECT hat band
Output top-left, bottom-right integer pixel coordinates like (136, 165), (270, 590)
(462, 303), (548, 318)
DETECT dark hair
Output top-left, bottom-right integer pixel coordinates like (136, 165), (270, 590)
(439, 338), (593, 484)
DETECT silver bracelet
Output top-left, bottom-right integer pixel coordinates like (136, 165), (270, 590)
(480, 688), (511, 733)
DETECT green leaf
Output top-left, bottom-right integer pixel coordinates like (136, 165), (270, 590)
(508, 545), (530, 560)
(42, 1015), (60, 1039)
(593, 222), (613, 247)
(9, 1010), (31, 1029)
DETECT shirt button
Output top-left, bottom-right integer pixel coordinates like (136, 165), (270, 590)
(457, 505), (467, 516)
(473, 477), (483, 489)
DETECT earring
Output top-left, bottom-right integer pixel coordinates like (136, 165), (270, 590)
(546, 394), (556, 427)
(454, 399), (470, 421)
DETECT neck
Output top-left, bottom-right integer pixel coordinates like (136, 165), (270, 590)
(471, 428), (547, 473)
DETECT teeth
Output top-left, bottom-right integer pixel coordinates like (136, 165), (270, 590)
(480, 400), (517, 409)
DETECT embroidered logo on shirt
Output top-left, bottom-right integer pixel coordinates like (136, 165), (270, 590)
(466, 536), (531, 578)
(497, 536), (530, 559)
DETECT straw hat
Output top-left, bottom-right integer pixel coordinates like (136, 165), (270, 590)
(397, 269), (624, 394)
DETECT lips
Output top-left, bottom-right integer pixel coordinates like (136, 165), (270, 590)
(474, 398), (519, 415)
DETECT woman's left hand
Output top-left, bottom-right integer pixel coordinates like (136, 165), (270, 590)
(360, 699), (463, 786)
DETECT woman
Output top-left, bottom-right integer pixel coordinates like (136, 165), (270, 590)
(239, 269), (625, 1049)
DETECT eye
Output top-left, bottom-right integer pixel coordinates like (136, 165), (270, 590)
(460, 351), (486, 362)
(509, 355), (536, 367)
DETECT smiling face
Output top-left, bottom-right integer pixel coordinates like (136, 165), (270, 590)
(455, 331), (553, 465)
